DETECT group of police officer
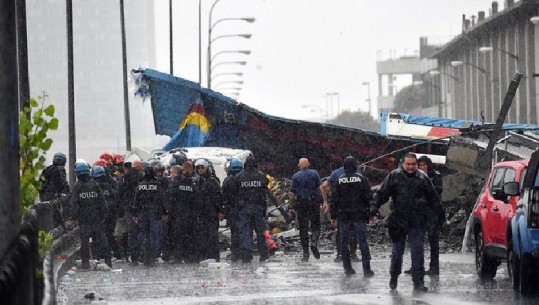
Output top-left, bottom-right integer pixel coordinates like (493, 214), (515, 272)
(40, 151), (275, 268)
(41, 150), (444, 292)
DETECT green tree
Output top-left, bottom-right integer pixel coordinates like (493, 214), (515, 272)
(327, 110), (380, 132)
(19, 95), (58, 213)
(393, 84), (429, 113)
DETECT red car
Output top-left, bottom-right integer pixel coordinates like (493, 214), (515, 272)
(472, 159), (528, 279)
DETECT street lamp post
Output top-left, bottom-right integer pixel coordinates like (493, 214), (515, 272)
(211, 49), (250, 63)
(361, 81), (371, 117)
(207, 9), (254, 89)
(211, 72), (243, 82)
(213, 80), (244, 90)
(210, 60), (246, 77)
(208, 33), (251, 89)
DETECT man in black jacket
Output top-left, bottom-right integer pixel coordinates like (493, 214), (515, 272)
(234, 156), (270, 263)
(168, 162), (198, 263)
(221, 158), (244, 262)
(194, 159), (224, 262)
(330, 156), (375, 277)
(70, 163), (111, 269)
(132, 165), (166, 266)
(373, 153), (444, 292)
(40, 152), (70, 202)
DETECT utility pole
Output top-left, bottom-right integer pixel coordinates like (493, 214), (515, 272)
(120, 0), (131, 151)
(16, 0), (29, 111)
(66, 0), (76, 186)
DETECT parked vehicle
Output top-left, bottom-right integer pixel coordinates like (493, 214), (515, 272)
(507, 148), (539, 294)
(472, 159), (529, 279)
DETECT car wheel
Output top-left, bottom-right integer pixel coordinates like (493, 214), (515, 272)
(475, 229), (497, 279)
(508, 239), (520, 290)
(519, 255), (534, 295)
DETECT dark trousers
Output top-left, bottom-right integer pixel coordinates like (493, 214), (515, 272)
(173, 215), (198, 263)
(139, 211), (162, 264)
(296, 198), (321, 252)
(227, 208), (241, 258)
(197, 216), (220, 262)
(336, 225), (358, 256)
(390, 226), (425, 284)
(238, 204), (269, 259)
(80, 223), (110, 265)
(427, 223), (440, 271)
(340, 219), (371, 270)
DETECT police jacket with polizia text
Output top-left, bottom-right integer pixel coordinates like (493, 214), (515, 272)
(132, 177), (165, 218)
(221, 174), (239, 215)
(39, 164), (70, 201)
(168, 174), (198, 219)
(118, 168), (143, 213)
(95, 175), (119, 219)
(234, 168), (269, 207)
(69, 176), (107, 225)
(196, 174), (223, 221)
(330, 172), (374, 221)
(374, 168), (443, 229)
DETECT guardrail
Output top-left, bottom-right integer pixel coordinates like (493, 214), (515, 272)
(0, 196), (71, 305)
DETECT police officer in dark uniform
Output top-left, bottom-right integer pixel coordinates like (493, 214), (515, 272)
(93, 166), (121, 260)
(288, 158), (323, 262)
(40, 152), (70, 228)
(373, 153), (444, 292)
(194, 159), (224, 262)
(418, 155), (444, 275)
(234, 156), (270, 263)
(119, 160), (144, 264)
(132, 165), (166, 266)
(330, 156), (375, 277)
(168, 162), (198, 263)
(70, 163), (111, 269)
(221, 158), (244, 262)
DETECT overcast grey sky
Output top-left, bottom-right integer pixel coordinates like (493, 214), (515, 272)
(152, 0), (496, 122)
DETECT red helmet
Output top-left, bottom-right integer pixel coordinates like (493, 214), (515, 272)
(100, 152), (113, 163)
(93, 159), (108, 167)
(112, 153), (124, 166)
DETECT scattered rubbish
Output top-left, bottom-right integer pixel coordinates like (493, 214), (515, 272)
(458, 273), (474, 279)
(66, 270), (76, 275)
(95, 263), (111, 271)
(84, 292), (95, 299)
(207, 262), (229, 269)
(111, 269), (123, 273)
(127, 277), (138, 282)
(256, 267), (266, 274)
(75, 278), (82, 283)
(216, 280), (226, 287)
(274, 251), (285, 256)
(90, 301), (109, 305)
(71, 267), (77, 272)
(59, 274), (73, 285)
(100, 273), (111, 282)
(199, 259), (217, 267)
(201, 282), (210, 288)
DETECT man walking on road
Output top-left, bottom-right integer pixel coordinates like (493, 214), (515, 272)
(330, 156), (376, 277)
(289, 158), (323, 262)
(373, 153), (443, 292)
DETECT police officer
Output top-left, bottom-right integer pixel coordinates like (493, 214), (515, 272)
(118, 160), (144, 264)
(70, 163), (111, 269)
(168, 162), (198, 263)
(221, 158), (244, 262)
(93, 166), (121, 260)
(194, 159), (224, 262)
(373, 153), (443, 292)
(330, 156), (375, 277)
(321, 160), (360, 263)
(419, 155), (444, 275)
(234, 156), (270, 263)
(40, 152), (70, 202)
(132, 165), (166, 266)
(289, 158), (323, 262)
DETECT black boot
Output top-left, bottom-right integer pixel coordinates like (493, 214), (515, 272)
(389, 276), (398, 290)
(302, 248), (309, 262)
(343, 259), (355, 275)
(362, 261), (374, 278)
(310, 244), (320, 259)
(413, 283), (428, 293)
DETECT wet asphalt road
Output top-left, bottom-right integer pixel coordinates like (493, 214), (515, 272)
(57, 248), (539, 305)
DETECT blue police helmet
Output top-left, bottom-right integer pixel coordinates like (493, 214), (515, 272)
(92, 165), (106, 179)
(229, 158), (243, 174)
(75, 162), (90, 176)
(142, 160), (151, 169)
(53, 152), (67, 165)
